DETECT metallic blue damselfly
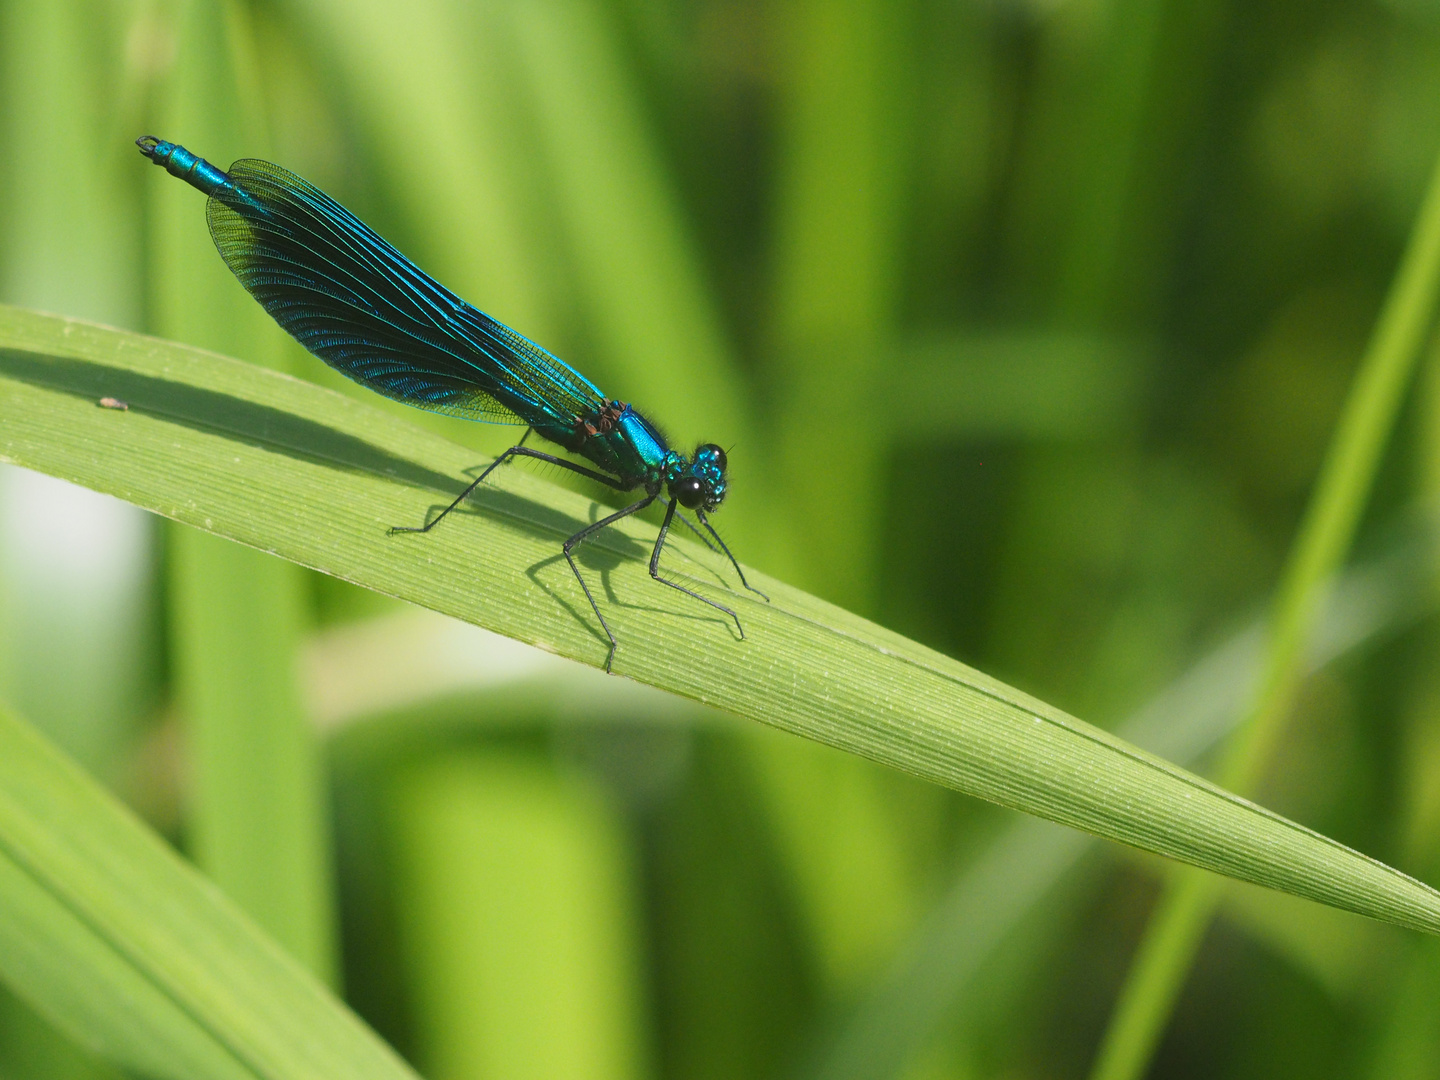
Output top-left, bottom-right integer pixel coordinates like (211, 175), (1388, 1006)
(137, 136), (765, 671)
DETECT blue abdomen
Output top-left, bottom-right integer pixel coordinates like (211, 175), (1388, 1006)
(135, 136), (234, 198)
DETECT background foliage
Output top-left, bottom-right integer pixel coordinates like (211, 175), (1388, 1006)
(2, 0), (1440, 1078)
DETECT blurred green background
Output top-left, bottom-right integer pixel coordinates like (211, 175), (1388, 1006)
(3, 0), (1440, 1077)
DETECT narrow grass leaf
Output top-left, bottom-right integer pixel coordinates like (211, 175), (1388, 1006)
(1088, 137), (1440, 1080)
(806, 507), (1440, 1080)
(1, 305), (1439, 941)
(148, 0), (336, 982)
(0, 700), (415, 1080)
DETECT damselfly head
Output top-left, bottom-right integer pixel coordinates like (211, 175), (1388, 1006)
(671, 443), (728, 512)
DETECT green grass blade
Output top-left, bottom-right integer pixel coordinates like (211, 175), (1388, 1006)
(805, 507), (1440, 1080)
(1, 305), (1440, 938)
(147, 0), (335, 981)
(284, 0), (558, 344)
(1087, 134), (1440, 1080)
(0, 0), (153, 1070)
(0, 697), (413, 1080)
(502, 0), (753, 454)
(758, 0), (921, 992)
(1362, 227), (1440, 1080)
(391, 754), (651, 1080)
(767, 0), (911, 610)
(0, 0), (151, 774)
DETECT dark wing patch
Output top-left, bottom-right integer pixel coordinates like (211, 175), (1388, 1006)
(205, 158), (606, 426)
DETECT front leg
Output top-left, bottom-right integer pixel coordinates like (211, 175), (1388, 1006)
(696, 510), (769, 601)
(649, 499), (744, 638)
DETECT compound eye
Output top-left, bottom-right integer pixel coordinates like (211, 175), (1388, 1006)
(675, 476), (706, 509)
(697, 443), (727, 471)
